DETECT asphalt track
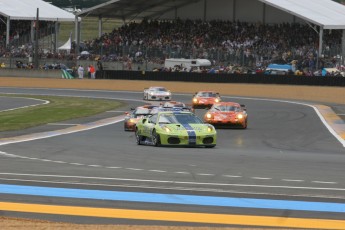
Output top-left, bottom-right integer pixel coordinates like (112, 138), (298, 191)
(0, 87), (345, 229)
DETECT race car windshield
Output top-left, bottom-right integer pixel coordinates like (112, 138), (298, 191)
(197, 92), (217, 97)
(153, 88), (167, 92)
(159, 114), (203, 124)
(213, 105), (240, 112)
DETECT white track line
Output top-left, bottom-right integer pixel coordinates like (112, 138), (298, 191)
(0, 96), (49, 112)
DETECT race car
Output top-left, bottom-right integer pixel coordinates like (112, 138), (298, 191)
(192, 91), (221, 109)
(161, 101), (186, 108)
(160, 101), (195, 113)
(124, 105), (157, 131)
(204, 102), (248, 129)
(135, 111), (217, 147)
(143, 86), (172, 101)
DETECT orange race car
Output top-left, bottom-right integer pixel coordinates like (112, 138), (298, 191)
(124, 105), (157, 131)
(192, 91), (221, 109)
(204, 102), (248, 129)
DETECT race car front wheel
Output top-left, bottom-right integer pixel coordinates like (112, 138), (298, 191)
(242, 119), (248, 129)
(135, 129), (142, 145)
(152, 130), (161, 147)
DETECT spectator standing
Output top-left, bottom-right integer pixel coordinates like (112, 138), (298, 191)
(97, 60), (103, 78)
(87, 65), (91, 78)
(90, 64), (96, 79)
(77, 65), (84, 79)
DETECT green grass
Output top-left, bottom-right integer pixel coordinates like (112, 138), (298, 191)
(58, 17), (123, 45)
(0, 95), (124, 132)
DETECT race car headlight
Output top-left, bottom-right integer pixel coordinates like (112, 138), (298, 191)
(162, 126), (171, 133)
(237, 114), (244, 119)
(207, 126), (214, 132)
(129, 118), (136, 123)
(206, 113), (212, 119)
(149, 92), (154, 96)
(215, 98), (220, 103)
(193, 98), (198, 103)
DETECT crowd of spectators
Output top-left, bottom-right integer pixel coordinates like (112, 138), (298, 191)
(0, 18), (55, 59)
(81, 19), (342, 73)
(1, 18), (344, 75)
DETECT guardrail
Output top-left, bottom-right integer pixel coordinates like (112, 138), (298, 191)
(99, 70), (345, 87)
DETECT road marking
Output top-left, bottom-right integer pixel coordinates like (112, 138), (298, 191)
(0, 115), (125, 146)
(1, 184), (345, 213)
(40, 159), (53, 162)
(149, 170), (167, 173)
(312, 181), (338, 184)
(53, 161), (66, 164)
(0, 151), (342, 186)
(69, 163), (84, 166)
(223, 175), (242, 178)
(251, 177), (272, 180)
(1, 202), (345, 229)
(197, 173), (214, 176)
(282, 179), (305, 182)
(0, 96), (49, 113)
(126, 168), (143, 171)
(0, 177), (344, 200)
(0, 173), (344, 193)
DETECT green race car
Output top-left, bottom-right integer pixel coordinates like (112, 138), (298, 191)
(135, 110), (217, 148)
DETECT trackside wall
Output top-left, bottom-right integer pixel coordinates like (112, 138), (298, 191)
(99, 70), (345, 87)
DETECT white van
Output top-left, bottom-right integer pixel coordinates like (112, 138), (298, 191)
(164, 58), (211, 71)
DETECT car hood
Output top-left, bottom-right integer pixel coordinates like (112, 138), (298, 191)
(211, 111), (237, 116)
(161, 123), (215, 134)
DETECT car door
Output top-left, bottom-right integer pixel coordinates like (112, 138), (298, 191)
(145, 114), (157, 137)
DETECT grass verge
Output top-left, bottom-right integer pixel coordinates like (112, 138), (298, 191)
(0, 95), (124, 132)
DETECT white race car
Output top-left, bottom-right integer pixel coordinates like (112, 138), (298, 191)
(143, 86), (172, 101)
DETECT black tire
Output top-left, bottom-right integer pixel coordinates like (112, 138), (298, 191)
(135, 129), (142, 145)
(152, 129), (161, 147)
(242, 119), (248, 129)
